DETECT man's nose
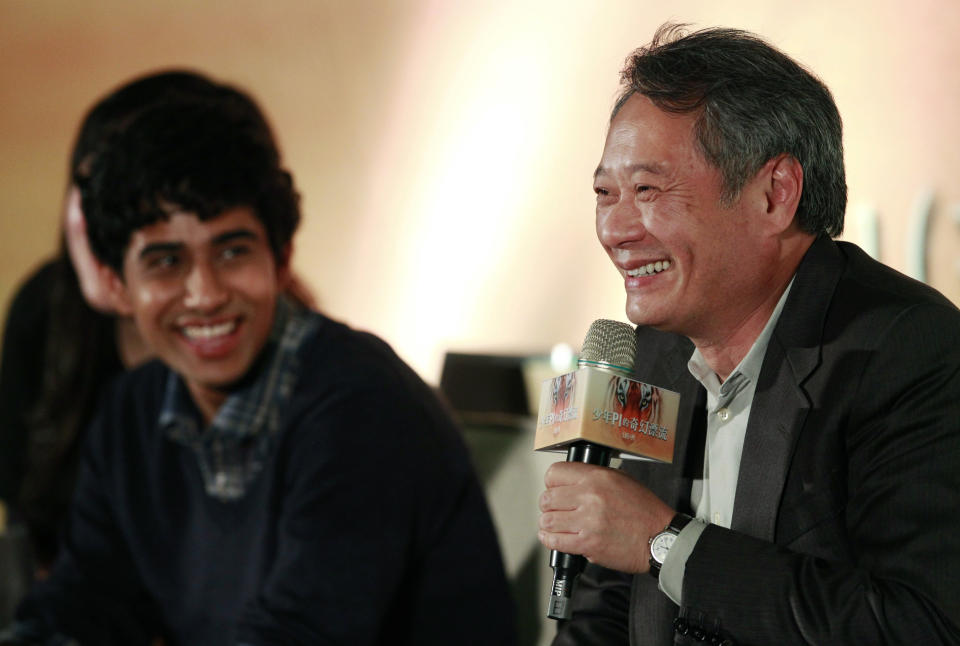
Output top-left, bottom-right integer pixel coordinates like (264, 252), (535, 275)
(183, 261), (228, 310)
(596, 199), (646, 249)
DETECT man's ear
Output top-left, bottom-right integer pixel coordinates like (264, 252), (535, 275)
(764, 154), (804, 233)
(103, 265), (135, 316)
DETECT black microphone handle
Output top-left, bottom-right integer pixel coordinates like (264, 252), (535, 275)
(546, 441), (614, 620)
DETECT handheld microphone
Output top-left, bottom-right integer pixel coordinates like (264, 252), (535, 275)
(543, 319), (639, 620)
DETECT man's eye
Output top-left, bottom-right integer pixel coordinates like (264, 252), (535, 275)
(221, 245), (250, 261)
(594, 186), (616, 203)
(635, 185), (657, 200)
(147, 254), (179, 270)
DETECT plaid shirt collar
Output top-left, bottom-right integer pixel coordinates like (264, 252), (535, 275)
(159, 297), (320, 501)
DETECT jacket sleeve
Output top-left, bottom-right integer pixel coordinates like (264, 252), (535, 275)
(551, 562), (632, 645)
(679, 302), (960, 645)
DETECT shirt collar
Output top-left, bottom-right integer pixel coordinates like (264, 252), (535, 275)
(159, 296), (319, 470)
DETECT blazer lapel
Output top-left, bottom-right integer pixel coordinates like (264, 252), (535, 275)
(731, 338), (811, 538)
(731, 236), (844, 540)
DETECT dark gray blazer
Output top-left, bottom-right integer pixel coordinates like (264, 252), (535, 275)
(554, 236), (960, 645)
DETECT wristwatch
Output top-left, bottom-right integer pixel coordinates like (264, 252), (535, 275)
(648, 513), (693, 578)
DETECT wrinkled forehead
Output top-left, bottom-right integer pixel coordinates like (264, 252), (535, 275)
(596, 96), (701, 179)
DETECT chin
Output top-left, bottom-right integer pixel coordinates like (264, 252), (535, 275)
(625, 303), (671, 331)
(625, 302), (651, 327)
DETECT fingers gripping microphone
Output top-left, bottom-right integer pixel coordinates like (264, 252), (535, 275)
(545, 319), (638, 621)
(535, 320), (680, 619)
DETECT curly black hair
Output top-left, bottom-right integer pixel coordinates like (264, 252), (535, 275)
(84, 99), (300, 273)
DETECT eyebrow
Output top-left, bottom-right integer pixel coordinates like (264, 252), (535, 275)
(593, 162), (665, 180)
(136, 229), (259, 261)
(138, 241), (182, 261)
(212, 229), (259, 245)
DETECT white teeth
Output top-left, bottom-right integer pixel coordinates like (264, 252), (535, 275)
(183, 320), (237, 340)
(626, 260), (671, 277)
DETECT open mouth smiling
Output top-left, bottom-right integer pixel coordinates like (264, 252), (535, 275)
(626, 260), (671, 277)
(180, 319), (239, 340)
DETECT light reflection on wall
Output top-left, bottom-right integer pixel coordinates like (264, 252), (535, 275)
(344, 2), (568, 380)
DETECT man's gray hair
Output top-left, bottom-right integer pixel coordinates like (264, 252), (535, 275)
(614, 24), (847, 237)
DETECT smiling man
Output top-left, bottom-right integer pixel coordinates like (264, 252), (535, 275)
(539, 25), (960, 645)
(4, 94), (515, 645)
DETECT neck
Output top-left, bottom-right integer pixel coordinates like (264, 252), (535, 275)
(691, 233), (814, 381)
(186, 382), (228, 426)
(690, 283), (787, 382)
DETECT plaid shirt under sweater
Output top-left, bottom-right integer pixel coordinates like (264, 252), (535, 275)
(159, 297), (320, 501)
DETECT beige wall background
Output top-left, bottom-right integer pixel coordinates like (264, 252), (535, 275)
(2, 0), (959, 384)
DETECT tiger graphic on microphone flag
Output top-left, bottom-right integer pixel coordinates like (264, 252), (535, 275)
(534, 368), (680, 463)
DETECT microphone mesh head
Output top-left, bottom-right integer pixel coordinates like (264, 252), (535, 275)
(579, 319), (637, 375)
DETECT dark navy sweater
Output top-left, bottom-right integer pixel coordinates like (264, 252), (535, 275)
(16, 315), (516, 645)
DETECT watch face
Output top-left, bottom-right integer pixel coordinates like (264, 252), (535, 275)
(650, 531), (677, 564)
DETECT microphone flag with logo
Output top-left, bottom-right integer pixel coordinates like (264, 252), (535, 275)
(534, 319), (680, 620)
